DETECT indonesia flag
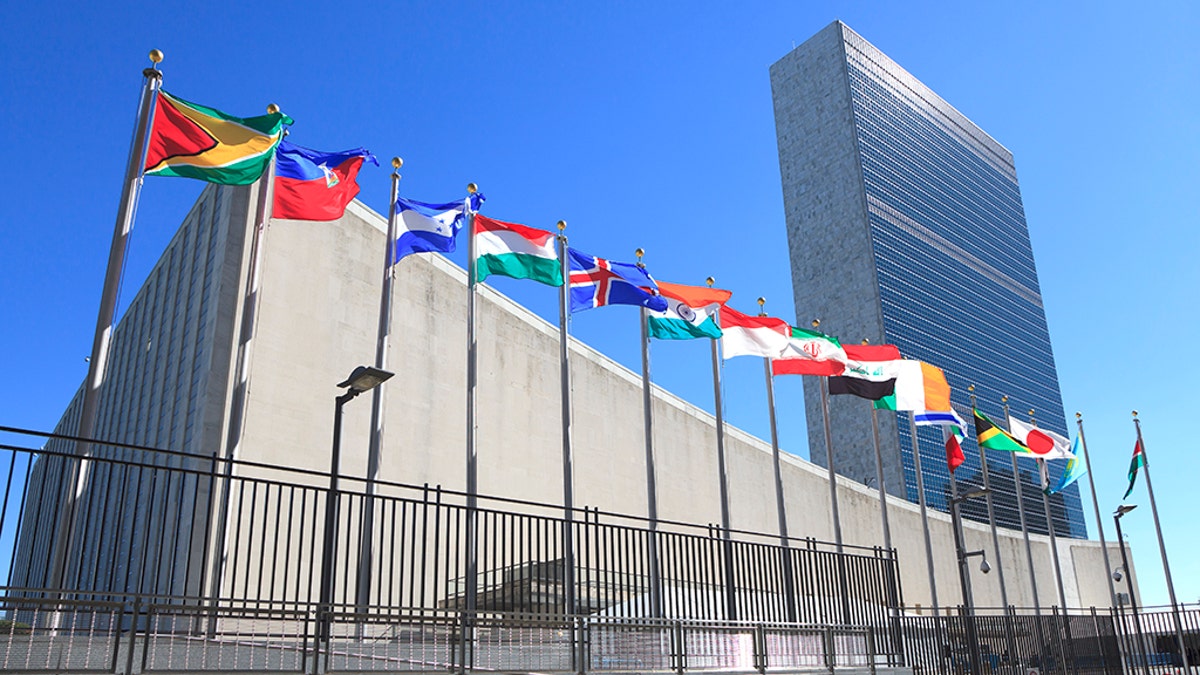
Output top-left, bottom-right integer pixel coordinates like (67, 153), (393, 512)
(273, 141), (377, 221)
(719, 306), (791, 359)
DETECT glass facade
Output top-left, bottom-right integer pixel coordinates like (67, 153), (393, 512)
(773, 23), (1086, 538)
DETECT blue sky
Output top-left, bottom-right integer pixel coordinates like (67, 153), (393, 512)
(0, 2), (1196, 606)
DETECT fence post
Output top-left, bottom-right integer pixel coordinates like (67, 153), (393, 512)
(575, 615), (587, 675)
(673, 620), (686, 675)
(867, 627), (877, 675)
(124, 597), (141, 675)
(824, 626), (836, 675)
(755, 623), (767, 674)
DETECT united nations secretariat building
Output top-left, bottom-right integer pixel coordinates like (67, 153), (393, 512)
(1, 20), (1160, 675)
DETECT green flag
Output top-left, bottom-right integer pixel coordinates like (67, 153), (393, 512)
(973, 408), (1028, 453)
(1123, 439), (1145, 500)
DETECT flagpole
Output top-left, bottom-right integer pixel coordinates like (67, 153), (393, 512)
(813, 320), (851, 625)
(862, 341), (893, 557)
(49, 51), (163, 597)
(355, 158), (402, 613)
(708, 278), (737, 621)
(1002, 396), (1040, 614)
(556, 221), (577, 617)
(207, 121), (280, 613)
(636, 248), (663, 618)
(967, 387), (1010, 610)
(1132, 411), (1190, 671)
(760, 298), (797, 623)
(1029, 409), (1068, 609)
(909, 411), (940, 615)
(1075, 413), (1116, 606)
(464, 183), (480, 625)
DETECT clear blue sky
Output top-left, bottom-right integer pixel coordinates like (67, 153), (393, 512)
(1, 2), (1196, 607)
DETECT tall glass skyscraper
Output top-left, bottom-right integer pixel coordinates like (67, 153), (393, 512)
(770, 21), (1085, 538)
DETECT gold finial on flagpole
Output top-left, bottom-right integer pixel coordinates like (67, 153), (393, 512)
(1001, 394), (1008, 404)
(862, 338), (870, 345)
(467, 183), (478, 194)
(757, 297), (766, 316)
(811, 319), (820, 329)
(392, 157), (403, 169)
(1132, 410), (1139, 419)
(149, 49), (164, 65)
(1029, 408), (1036, 424)
(968, 384), (977, 407)
(706, 277), (715, 287)
(557, 220), (566, 231)
(1075, 411), (1082, 420)
(266, 104), (280, 115)
(635, 248), (645, 268)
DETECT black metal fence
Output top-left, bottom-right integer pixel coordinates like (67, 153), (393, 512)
(0, 426), (903, 672)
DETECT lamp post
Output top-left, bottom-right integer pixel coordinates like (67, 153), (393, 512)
(318, 366), (394, 642)
(1114, 504), (1149, 673)
(950, 486), (991, 675)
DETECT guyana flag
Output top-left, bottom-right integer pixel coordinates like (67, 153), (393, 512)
(973, 408), (1028, 453)
(144, 91), (292, 185)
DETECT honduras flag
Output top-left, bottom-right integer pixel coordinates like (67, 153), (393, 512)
(567, 247), (668, 313)
(393, 192), (485, 264)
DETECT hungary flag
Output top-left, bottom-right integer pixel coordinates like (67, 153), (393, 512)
(1123, 439), (1145, 499)
(474, 215), (563, 286)
(144, 91), (292, 185)
(647, 281), (732, 340)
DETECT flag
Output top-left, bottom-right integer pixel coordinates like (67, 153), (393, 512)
(1123, 439), (1146, 500)
(272, 141), (377, 221)
(771, 326), (847, 375)
(1046, 436), (1086, 495)
(973, 408), (1029, 454)
(567, 248), (667, 313)
(946, 433), (965, 473)
(827, 344), (903, 400)
(144, 90), (291, 185)
(722, 307), (791, 359)
(875, 361), (951, 412)
(474, 215), (563, 286)
(1007, 417), (1076, 460)
(916, 409), (968, 446)
(647, 281), (732, 340)
(393, 193), (485, 263)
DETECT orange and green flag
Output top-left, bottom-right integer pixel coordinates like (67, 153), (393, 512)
(144, 91), (292, 185)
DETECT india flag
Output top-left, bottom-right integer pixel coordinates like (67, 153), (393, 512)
(647, 281), (732, 340)
(474, 215), (563, 286)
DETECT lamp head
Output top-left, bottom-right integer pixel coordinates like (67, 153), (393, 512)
(337, 366), (394, 393)
(1113, 569), (1123, 582)
(1115, 504), (1138, 518)
(980, 558), (991, 575)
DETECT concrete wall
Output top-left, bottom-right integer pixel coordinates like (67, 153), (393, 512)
(227, 196), (1124, 610)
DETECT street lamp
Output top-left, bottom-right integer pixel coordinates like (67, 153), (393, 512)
(950, 486), (991, 675)
(1113, 504), (1148, 663)
(318, 366), (394, 642)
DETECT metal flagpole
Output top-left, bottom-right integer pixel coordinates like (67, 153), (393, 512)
(1075, 412), (1116, 606)
(463, 184), (481, 652)
(812, 320), (851, 625)
(356, 158), (403, 613)
(556, 221), (577, 617)
(206, 124), (280, 614)
(49, 52), (163, 597)
(1132, 411), (1191, 671)
(909, 412), (940, 615)
(708, 277), (737, 621)
(759, 298), (797, 623)
(967, 387), (1010, 610)
(1002, 396), (1040, 613)
(636, 248), (662, 618)
(863, 340), (893, 557)
(1029, 409), (1068, 609)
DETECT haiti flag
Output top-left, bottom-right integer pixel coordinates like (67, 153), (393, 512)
(273, 141), (377, 221)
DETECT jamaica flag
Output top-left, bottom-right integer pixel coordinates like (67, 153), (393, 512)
(973, 408), (1028, 453)
(144, 91), (292, 185)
